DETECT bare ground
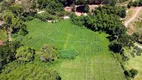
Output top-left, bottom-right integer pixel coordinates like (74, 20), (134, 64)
(124, 7), (142, 28)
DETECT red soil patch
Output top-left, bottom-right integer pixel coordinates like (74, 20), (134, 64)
(127, 25), (135, 35)
(0, 21), (4, 26)
(0, 40), (4, 45)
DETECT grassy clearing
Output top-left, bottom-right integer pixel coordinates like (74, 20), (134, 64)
(9, 19), (126, 80)
(131, 9), (142, 29)
(125, 8), (134, 21)
(124, 47), (142, 80)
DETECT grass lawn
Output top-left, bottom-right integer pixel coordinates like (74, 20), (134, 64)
(124, 47), (142, 80)
(3, 19), (126, 80)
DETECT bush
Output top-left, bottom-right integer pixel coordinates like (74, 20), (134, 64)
(127, 1), (133, 8)
(40, 44), (59, 62)
(59, 49), (78, 59)
(124, 69), (138, 79)
(16, 46), (35, 62)
(36, 13), (56, 22)
(84, 5), (89, 13)
(19, 28), (28, 36)
(130, 69), (138, 78)
(71, 14), (86, 27)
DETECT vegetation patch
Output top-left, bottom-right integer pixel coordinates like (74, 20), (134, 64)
(13, 19), (126, 80)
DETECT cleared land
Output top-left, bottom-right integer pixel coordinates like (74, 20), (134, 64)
(3, 19), (126, 80)
(124, 7), (142, 28)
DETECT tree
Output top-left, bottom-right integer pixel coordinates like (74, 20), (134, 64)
(0, 1), (9, 12)
(1, 10), (15, 43)
(74, 0), (88, 5)
(84, 4), (89, 13)
(1, 9), (28, 43)
(60, 0), (74, 6)
(45, 0), (64, 15)
(117, 34), (134, 47)
(40, 44), (59, 62)
(130, 69), (138, 78)
(16, 46), (35, 62)
(9, 4), (24, 16)
(124, 69), (138, 79)
(109, 41), (123, 53)
(127, 1), (133, 8)
(0, 41), (21, 70)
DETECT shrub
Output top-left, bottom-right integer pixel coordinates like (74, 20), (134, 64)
(40, 44), (59, 62)
(124, 69), (138, 79)
(59, 49), (78, 59)
(130, 69), (138, 78)
(16, 46), (35, 62)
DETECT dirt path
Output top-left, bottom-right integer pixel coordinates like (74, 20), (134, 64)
(124, 7), (142, 49)
(124, 7), (142, 28)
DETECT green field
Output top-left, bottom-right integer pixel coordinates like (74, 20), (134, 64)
(124, 47), (142, 80)
(1, 19), (126, 80)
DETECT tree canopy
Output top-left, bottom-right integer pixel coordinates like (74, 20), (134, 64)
(40, 44), (59, 62)
(16, 46), (35, 62)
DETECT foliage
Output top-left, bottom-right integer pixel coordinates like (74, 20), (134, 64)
(16, 46), (35, 62)
(0, 1), (9, 12)
(127, 0), (142, 7)
(71, 14), (86, 27)
(127, 1), (133, 8)
(124, 69), (138, 79)
(40, 44), (59, 62)
(1, 10), (28, 35)
(71, 5), (126, 36)
(84, 4), (90, 13)
(60, 0), (118, 6)
(9, 4), (24, 16)
(0, 41), (21, 70)
(109, 40), (123, 53)
(38, 0), (64, 11)
(130, 69), (138, 78)
(59, 49), (78, 59)
(0, 54), (61, 80)
(45, 1), (64, 15)
(36, 12), (56, 21)
(94, 5), (126, 18)
(117, 34), (135, 47)
(36, 0), (64, 20)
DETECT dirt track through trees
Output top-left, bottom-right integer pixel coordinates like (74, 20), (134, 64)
(124, 7), (142, 28)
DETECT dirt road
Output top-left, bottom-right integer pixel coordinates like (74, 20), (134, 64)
(124, 7), (142, 28)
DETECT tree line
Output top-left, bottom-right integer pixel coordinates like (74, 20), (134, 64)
(128, 0), (142, 8)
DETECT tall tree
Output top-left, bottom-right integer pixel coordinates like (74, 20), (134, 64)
(1, 10), (14, 43)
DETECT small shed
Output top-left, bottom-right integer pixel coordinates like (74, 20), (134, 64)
(63, 16), (70, 19)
